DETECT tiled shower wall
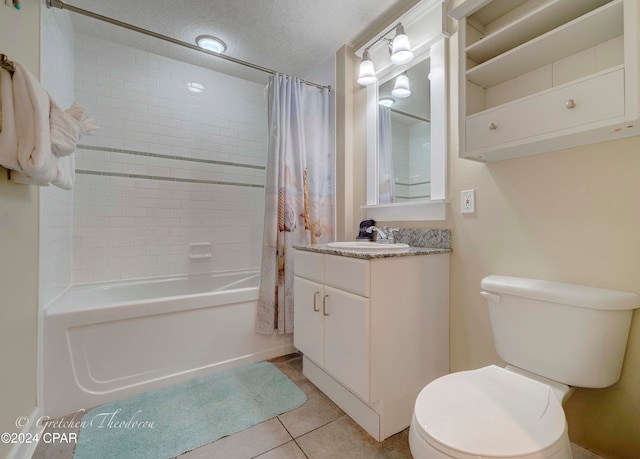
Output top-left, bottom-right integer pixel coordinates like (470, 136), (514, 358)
(392, 120), (431, 202)
(409, 122), (431, 199)
(39, 7), (74, 307)
(73, 34), (268, 283)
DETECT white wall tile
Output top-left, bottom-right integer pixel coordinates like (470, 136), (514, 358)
(73, 34), (268, 283)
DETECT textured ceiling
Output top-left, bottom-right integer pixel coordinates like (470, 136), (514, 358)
(64, 0), (419, 85)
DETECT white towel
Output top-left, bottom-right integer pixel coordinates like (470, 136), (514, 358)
(12, 61), (58, 185)
(52, 154), (75, 190)
(2, 62), (94, 189)
(0, 67), (23, 173)
(51, 101), (98, 157)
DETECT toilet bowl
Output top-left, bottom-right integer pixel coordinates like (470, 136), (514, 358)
(409, 366), (572, 459)
(409, 275), (640, 459)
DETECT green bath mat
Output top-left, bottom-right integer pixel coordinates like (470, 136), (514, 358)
(73, 362), (306, 459)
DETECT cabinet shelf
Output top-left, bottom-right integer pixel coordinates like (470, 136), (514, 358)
(467, 0), (623, 88)
(451, 0), (640, 162)
(466, 0), (612, 64)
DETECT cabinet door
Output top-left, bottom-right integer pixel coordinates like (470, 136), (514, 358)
(293, 276), (324, 367)
(323, 286), (371, 401)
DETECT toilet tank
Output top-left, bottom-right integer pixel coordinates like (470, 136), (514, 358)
(481, 276), (639, 388)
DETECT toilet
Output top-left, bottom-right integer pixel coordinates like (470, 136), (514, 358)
(409, 275), (640, 459)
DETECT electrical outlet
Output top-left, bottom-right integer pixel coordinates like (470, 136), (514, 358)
(461, 189), (475, 214)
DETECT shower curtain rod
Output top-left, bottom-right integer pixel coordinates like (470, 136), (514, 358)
(390, 108), (430, 123)
(46, 0), (332, 92)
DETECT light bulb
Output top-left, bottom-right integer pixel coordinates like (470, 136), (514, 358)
(357, 50), (377, 86)
(390, 24), (413, 65)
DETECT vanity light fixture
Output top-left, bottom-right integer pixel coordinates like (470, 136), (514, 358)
(357, 49), (377, 86)
(391, 73), (411, 98)
(378, 97), (395, 107)
(357, 22), (414, 86)
(196, 35), (227, 54)
(389, 23), (413, 65)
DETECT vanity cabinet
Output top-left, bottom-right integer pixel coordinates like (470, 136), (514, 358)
(450, 0), (640, 162)
(293, 248), (449, 441)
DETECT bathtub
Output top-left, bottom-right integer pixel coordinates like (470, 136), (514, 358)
(42, 269), (294, 418)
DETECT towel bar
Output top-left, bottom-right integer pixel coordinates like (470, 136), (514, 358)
(0, 54), (15, 73)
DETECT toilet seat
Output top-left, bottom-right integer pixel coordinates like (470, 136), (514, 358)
(413, 365), (568, 458)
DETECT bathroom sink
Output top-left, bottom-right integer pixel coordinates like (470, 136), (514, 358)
(327, 241), (410, 252)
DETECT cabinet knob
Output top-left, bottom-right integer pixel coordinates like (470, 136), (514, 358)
(566, 99), (576, 109)
(323, 294), (330, 316)
(313, 291), (320, 312)
(489, 122), (497, 130)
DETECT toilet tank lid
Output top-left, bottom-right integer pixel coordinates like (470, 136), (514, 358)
(481, 275), (640, 311)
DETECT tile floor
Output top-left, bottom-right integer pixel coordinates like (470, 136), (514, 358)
(33, 353), (413, 459)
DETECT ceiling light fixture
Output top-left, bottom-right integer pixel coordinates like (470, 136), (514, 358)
(357, 49), (377, 86)
(391, 73), (411, 98)
(378, 97), (395, 107)
(196, 35), (227, 54)
(389, 23), (414, 65)
(186, 82), (204, 93)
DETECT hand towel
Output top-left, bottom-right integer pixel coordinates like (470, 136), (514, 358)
(0, 67), (23, 173)
(12, 61), (58, 184)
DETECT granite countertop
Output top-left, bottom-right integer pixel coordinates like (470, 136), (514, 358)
(295, 228), (452, 260)
(294, 243), (451, 260)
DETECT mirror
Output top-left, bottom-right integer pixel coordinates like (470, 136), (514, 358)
(358, 0), (448, 221)
(377, 57), (431, 204)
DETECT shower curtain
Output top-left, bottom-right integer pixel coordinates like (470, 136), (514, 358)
(378, 106), (395, 204)
(256, 73), (334, 335)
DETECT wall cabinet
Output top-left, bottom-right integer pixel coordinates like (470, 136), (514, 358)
(293, 249), (449, 440)
(450, 0), (640, 162)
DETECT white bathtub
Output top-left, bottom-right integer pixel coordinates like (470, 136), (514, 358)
(42, 269), (294, 418)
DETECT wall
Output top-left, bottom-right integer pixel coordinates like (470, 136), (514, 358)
(446, 5), (640, 455)
(39, 5), (74, 308)
(392, 120), (410, 199)
(0, 2), (40, 458)
(392, 119), (431, 201)
(447, 137), (640, 458)
(345, 0), (640, 456)
(408, 122), (430, 199)
(336, 45), (368, 242)
(72, 35), (268, 283)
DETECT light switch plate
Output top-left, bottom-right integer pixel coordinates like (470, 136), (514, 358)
(461, 189), (475, 214)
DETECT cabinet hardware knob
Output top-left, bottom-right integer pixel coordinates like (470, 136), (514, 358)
(489, 122), (497, 130)
(313, 291), (320, 312)
(323, 294), (329, 316)
(566, 99), (576, 109)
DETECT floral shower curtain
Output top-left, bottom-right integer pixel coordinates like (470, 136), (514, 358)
(256, 73), (334, 335)
(378, 106), (395, 203)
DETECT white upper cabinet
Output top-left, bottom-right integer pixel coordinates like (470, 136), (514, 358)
(449, 0), (640, 162)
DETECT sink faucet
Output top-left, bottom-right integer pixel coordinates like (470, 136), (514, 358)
(366, 226), (400, 243)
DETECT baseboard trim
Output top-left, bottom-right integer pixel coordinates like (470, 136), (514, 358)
(570, 442), (605, 459)
(7, 406), (41, 459)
